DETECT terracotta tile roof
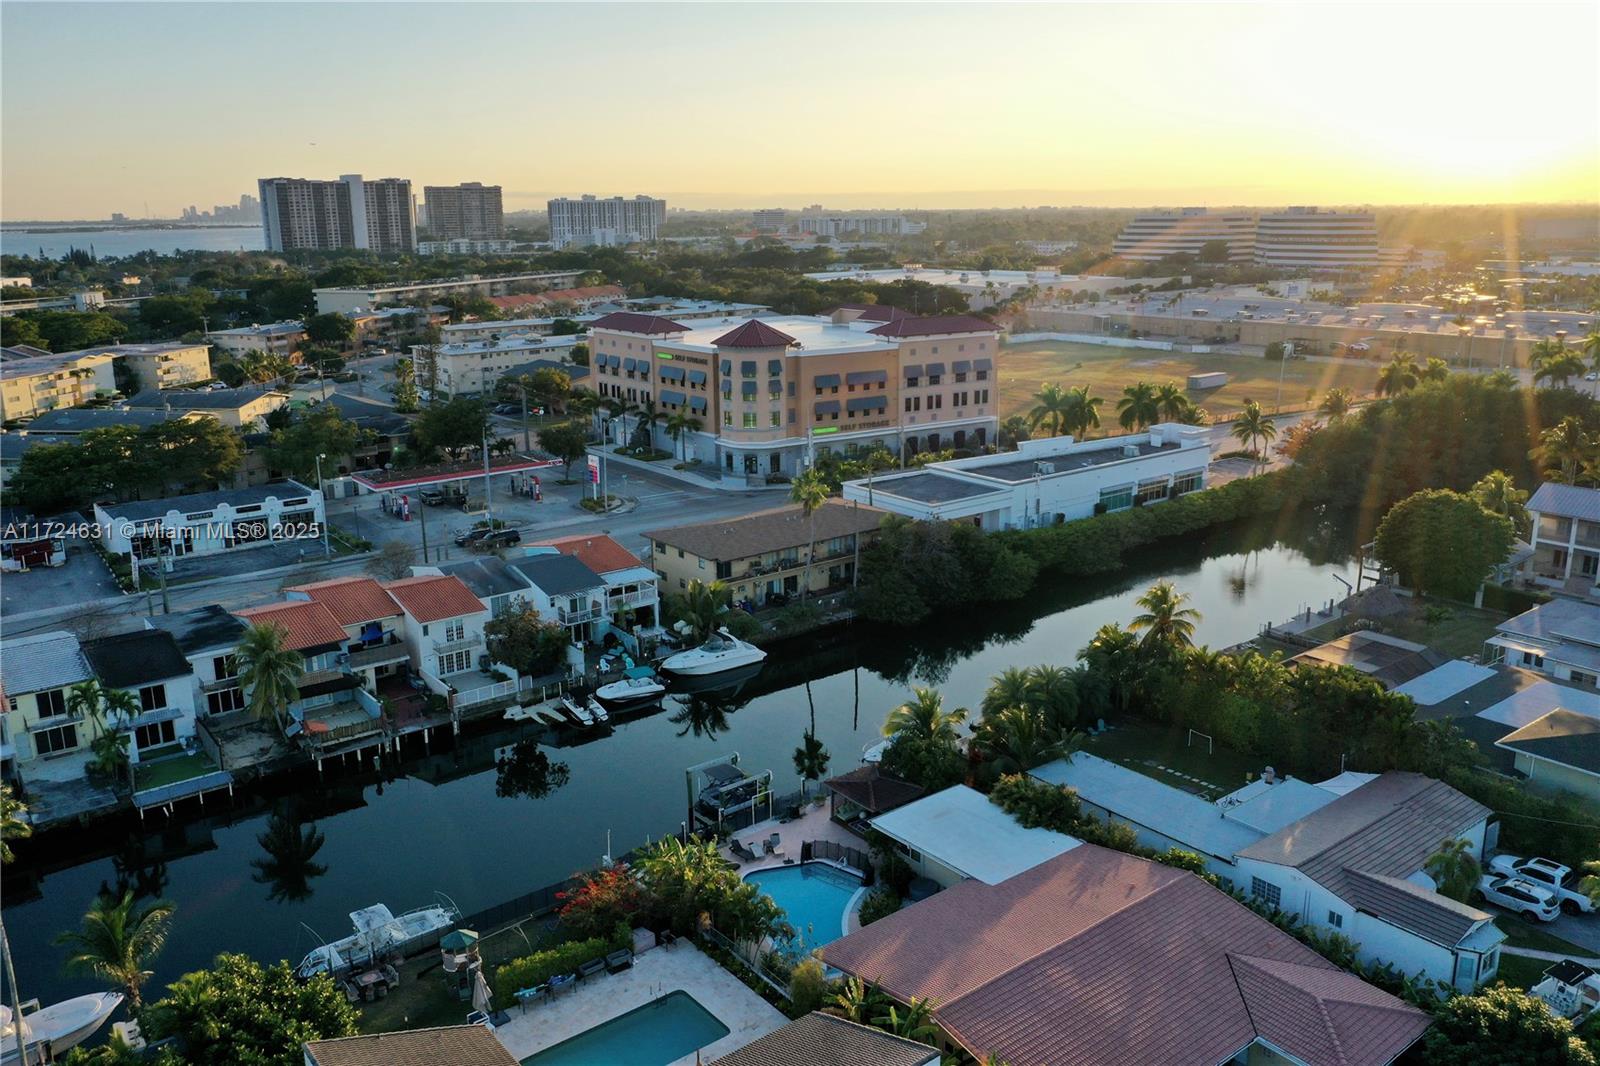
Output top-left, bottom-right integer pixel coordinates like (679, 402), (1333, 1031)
(304, 1025), (518, 1066)
(383, 575), (487, 623)
(644, 501), (886, 563)
(536, 534), (644, 575)
(708, 1012), (938, 1066)
(235, 600), (348, 652)
(867, 314), (997, 338)
(285, 576), (401, 627)
(822, 845), (1430, 1066)
(589, 311), (690, 335)
(712, 319), (797, 348)
(829, 303), (910, 323)
(823, 765), (925, 815)
(486, 284), (623, 311)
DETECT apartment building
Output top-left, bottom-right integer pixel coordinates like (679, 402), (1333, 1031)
(795, 214), (927, 238)
(411, 333), (584, 398)
(587, 307), (1001, 480)
(205, 321), (307, 357)
(313, 271), (583, 314)
(547, 194), (666, 248)
(258, 174), (416, 253)
(125, 385), (287, 429)
(1111, 208), (1257, 262)
(423, 183), (504, 241)
(1255, 207), (1381, 270)
(646, 501), (886, 607)
(96, 342), (213, 391)
(752, 208), (787, 233)
(0, 349), (116, 420)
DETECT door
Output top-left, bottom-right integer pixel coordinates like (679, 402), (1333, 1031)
(769, 453), (781, 474)
(744, 455), (759, 474)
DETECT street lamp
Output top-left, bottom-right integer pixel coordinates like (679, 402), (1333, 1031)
(314, 452), (331, 559)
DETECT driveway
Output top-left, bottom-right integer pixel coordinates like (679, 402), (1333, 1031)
(1547, 910), (1600, 956)
(0, 546), (122, 619)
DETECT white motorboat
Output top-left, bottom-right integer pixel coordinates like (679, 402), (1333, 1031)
(594, 675), (666, 704)
(585, 696), (609, 723)
(1, 992), (123, 1065)
(660, 628), (767, 677)
(295, 899), (459, 980)
(560, 695), (594, 727)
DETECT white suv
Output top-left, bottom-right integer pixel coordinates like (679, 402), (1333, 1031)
(1477, 875), (1562, 922)
(1489, 855), (1595, 914)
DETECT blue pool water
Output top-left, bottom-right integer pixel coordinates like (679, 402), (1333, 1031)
(746, 862), (866, 949)
(522, 990), (730, 1066)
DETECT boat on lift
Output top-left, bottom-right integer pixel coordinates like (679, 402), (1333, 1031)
(294, 898), (459, 980)
(660, 628), (767, 677)
(1, 992), (123, 1065)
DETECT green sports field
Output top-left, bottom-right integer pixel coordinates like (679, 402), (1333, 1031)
(998, 341), (1389, 423)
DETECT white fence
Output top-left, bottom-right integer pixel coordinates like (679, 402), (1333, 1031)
(454, 675), (530, 709)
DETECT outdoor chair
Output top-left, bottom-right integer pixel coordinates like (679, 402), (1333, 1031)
(605, 949), (634, 973)
(768, 833), (785, 857)
(549, 973), (576, 996)
(658, 930), (678, 949)
(514, 984), (548, 1013)
(577, 957), (606, 981)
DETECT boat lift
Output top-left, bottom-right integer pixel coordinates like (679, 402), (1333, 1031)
(685, 753), (774, 836)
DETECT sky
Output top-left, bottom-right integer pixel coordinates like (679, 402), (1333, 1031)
(2, 2), (1597, 220)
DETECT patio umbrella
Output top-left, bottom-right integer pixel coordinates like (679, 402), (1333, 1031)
(441, 929), (479, 953)
(472, 967), (494, 1016)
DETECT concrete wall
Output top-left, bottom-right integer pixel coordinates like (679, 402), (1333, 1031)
(1511, 753), (1600, 803)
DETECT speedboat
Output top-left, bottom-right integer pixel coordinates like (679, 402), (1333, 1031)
(295, 899), (459, 980)
(595, 673), (666, 705)
(559, 695), (594, 727)
(660, 628), (767, 677)
(694, 762), (766, 820)
(585, 696), (609, 723)
(2, 992), (123, 1065)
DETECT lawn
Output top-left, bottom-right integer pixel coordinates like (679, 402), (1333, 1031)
(998, 340), (1387, 423)
(1493, 953), (1548, 990)
(1084, 719), (1260, 799)
(133, 752), (218, 791)
(357, 918), (557, 1033)
(1300, 599), (1509, 659)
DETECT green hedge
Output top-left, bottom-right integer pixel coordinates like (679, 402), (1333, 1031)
(1478, 583), (1551, 617)
(492, 924), (631, 1002)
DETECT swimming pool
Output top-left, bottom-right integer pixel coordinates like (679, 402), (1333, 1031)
(521, 990), (730, 1066)
(745, 862), (867, 949)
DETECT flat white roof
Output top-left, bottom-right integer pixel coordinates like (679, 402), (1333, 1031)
(869, 784), (1079, 885)
(671, 315), (898, 356)
(1477, 679), (1600, 729)
(1392, 661), (1497, 706)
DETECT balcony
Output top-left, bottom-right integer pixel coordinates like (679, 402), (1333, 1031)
(27, 713), (85, 733)
(434, 632), (484, 655)
(345, 637), (409, 671)
(607, 587), (657, 609)
(558, 602), (604, 624)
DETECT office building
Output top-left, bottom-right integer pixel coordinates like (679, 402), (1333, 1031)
(422, 183), (504, 241)
(1253, 207), (1381, 270)
(411, 333), (585, 398)
(547, 195), (666, 248)
(1112, 208), (1257, 262)
(258, 174), (416, 253)
(752, 208), (788, 233)
(796, 214), (927, 238)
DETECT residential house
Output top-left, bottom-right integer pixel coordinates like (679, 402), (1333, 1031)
(93, 480), (324, 562)
(1525, 482), (1600, 596)
(533, 534), (660, 638)
(646, 501), (885, 608)
(382, 575), (496, 697)
(23, 406), (190, 435)
(1484, 597), (1600, 687)
(867, 784), (1081, 889)
(234, 600), (384, 753)
(283, 577), (409, 694)
(822, 845), (1433, 1066)
(145, 605), (249, 719)
(707, 1012), (938, 1066)
(80, 630), (198, 767)
(427, 556), (531, 618)
(124, 385), (287, 429)
(1493, 709), (1600, 802)
(206, 321), (308, 358)
(302, 1025), (518, 1066)
(1287, 631), (1448, 689)
(0, 631), (95, 781)
(507, 554), (609, 646)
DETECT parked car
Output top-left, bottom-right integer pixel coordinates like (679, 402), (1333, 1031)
(1477, 874), (1562, 921)
(1489, 855), (1595, 914)
(420, 489), (447, 506)
(459, 527), (520, 552)
(493, 404), (520, 416)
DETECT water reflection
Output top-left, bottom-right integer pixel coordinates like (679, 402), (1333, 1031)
(250, 807), (329, 904)
(99, 839), (169, 904)
(494, 741), (571, 801)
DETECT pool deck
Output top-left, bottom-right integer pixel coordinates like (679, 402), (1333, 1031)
(723, 802), (873, 937)
(493, 941), (787, 1065)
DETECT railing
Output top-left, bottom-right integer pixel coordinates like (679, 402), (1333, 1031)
(27, 713), (84, 732)
(699, 926), (791, 1000)
(801, 840), (873, 881)
(434, 633), (484, 654)
(557, 603), (603, 624)
(454, 674), (531, 709)
(607, 588), (655, 609)
(346, 642), (409, 670)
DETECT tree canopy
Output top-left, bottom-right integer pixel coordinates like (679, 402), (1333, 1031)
(1374, 489), (1515, 599)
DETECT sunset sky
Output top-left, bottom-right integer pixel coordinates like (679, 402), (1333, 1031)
(3, 1), (1596, 220)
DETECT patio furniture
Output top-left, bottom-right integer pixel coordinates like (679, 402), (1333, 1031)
(549, 973), (576, 996)
(577, 957), (606, 981)
(514, 984), (549, 1012)
(658, 930), (678, 949)
(605, 949), (633, 973)
(767, 832), (785, 858)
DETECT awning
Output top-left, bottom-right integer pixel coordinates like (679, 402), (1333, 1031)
(974, 357), (993, 371)
(847, 396), (888, 413)
(660, 389), (687, 405)
(925, 362), (947, 376)
(815, 400), (842, 415)
(720, 359), (732, 375)
(298, 674), (362, 698)
(658, 364), (686, 382)
(688, 369), (708, 385)
(741, 380), (758, 397)
(952, 360), (972, 374)
(768, 359), (783, 375)
(689, 396), (708, 412)
(768, 381), (783, 396)
(902, 364), (924, 378)
(847, 369), (887, 386)
(127, 706), (184, 729)
(741, 360), (758, 377)
(814, 373), (841, 389)
(622, 357), (638, 372)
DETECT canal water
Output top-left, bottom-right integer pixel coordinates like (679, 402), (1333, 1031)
(4, 513), (1357, 1006)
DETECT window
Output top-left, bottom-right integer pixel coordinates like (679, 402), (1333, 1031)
(770, 411), (781, 427)
(742, 413), (758, 428)
(207, 686), (246, 716)
(1573, 670), (1598, 688)
(212, 654), (238, 680)
(1521, 650), (1545, 668)
(1099, 485), (1133, 512)
(135, 719), (177, 751)
(715, 561), (732, 580)
(955, 371), (968, 383)
(35, 723), (78, 755)
(139, 684), (167, 712)
(36, 688), (67, 718)
(1135, 479), (1169, 505)
(1250, 878), (1281, 908)
(976, 369), (989, 381)
(906, 374), (920, 388)
(1480, 949), (1499, 978)
(928, 374), (941, 386)
(1327, 910), (1343, 928)
(438, 649), (473, 675)
(723, 411), (733, 426)
(444, 620), (465, 643)
(1173, 470), (1203, 495)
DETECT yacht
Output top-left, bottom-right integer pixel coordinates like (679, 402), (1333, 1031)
(660, 628), (767, 677)
(595, 673), (667, 705)
(295, 899), (459, 980)
(559, 695), (595, 727)
(1, 992), (123, 1065)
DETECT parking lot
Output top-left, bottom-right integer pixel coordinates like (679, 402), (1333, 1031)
(1, 545), (122, 618)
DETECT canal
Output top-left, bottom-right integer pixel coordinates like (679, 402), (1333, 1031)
(4, 512), (1358, 1006)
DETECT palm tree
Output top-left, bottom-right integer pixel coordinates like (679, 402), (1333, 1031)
(1469, 470), (1530, 537)
(665, 411), (703, 462)
(1317, 387), (1354, 420)
(602, 396), (638, 447)
(1230, 400), (1277, 462)
(1024, 664), (1078, 730)
(980, 666), (1035, 719)
(1027, 382), (1071, 437)
(1153, 381), (1192, 423)
(1117, 381), (1160, 430)
(998, 414), (1031, 450)
(1375, 354), (1420, 396)
(872, 997), (941, 1043)
(829, 976), (889, 1024)
(1129, 580), (1201, 650)
(1534, 350), (1587, 389)
(790, 469), (830, 604)
(1, 783), (31, 864)
(1419, 357), (1451, 384)
(977, 706), (1084, 775)
(1424, 837), (1480, 903)
(1061, 385), (1104, 438)
(883, 687), (967, 743)
(669, 692), (737, 740)
(1533, 416), (1593, 484)
(54, 891), (175, 1010)
(234, 622), (305, 728)
(633, 396), (665, 452)
(792, 730), (830, 799)
(671, 579), (731, 641)
(1583, 330), (1600, 371)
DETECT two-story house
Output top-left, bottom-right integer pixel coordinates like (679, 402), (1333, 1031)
(284, 577), (409, 691)
(533, 534), (661, 641)
(382, 575), (495, 695)
(80, 630), (198, 767)
(507, 554), (609, 647)
(146, 604), (249, 719)
(1526, 482), (1600, 597)
(1484, 597), (1600, 686)
(0, 630), (95, 781)
(234, 599), (384, 752)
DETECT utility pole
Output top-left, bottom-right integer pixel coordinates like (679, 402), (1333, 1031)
(482, 434), (493, 527)
(520, 381), (531, 451)
(315, 453), (331, 559)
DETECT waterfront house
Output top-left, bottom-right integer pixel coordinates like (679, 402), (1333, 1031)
(534, 533), (661, 638)
(284, 577), (409, 693)
(80, 630), (198, 768)
(840, 423), (1209, 530)
(425, 556), (531, 618)
(0, 631), (95, 782)
(1493, 709), (1600, 802)
(1525, 482), (1600, 597)
(303, 1024), (518, 1066)
(707, 1012), (939, 1066)
(506, 553), (609, 647)
(93, 480), (325, 563)
(646, 501), (885, 609)
(1484, 597), (1600, 687)
(1286, 631), (1448, 690)
(146, 604), (249, 718)
(234, 599), (385, 754)
(867, 784), (1081, 889)
(822, 845), (1433, 1066)
(381, 574), (498, 699)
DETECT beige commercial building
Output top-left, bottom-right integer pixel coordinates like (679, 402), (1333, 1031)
(412, 333), (584, 398)
(0, 348), (117, 420)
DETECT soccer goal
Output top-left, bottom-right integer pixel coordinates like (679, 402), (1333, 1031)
(1186, 729), (1213, 755)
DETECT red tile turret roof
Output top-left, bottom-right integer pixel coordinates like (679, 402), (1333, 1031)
(589, 311), (690, 335)
(712, 319), (797, 348)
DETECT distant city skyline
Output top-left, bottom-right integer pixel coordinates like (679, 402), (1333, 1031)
(2, 2), (1595, 221)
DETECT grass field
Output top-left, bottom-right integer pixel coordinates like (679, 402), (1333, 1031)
(1299, 600), (1509, 660)
(999, 341), (1388, 423)
(1084, 719), (1260, 799)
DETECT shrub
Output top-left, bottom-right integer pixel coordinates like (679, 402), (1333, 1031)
(558, 865), (647, 941)
(492, 927), (631, 1002)
(858, 889), (902, 927)
(788, 957), (828, 1013)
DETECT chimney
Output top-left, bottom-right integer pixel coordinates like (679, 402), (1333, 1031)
(1262, 766), (1277, 785)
